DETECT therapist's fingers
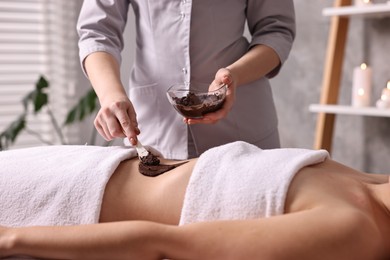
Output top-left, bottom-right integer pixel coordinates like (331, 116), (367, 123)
(185, 68), (236, 125)
(94, 99), (140, 143)
(94, 120), (111, 141)
(94, 108), (125, 140)
(110, 101), (140, 142)
(122, 104), (140, 145)
(211, 68), (235, 90)
(184, 98), (234, 124)
(184, 91), (234, 125)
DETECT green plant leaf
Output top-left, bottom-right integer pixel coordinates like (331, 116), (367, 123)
(33, 91), (48, 113)
(63, 89), (98, 125)
(64, 108), (77, 125)
(22, 89), (48, 113)
(86, 90), (97, 113)
(78, 100), (86, 120)
(1, 76), (49, 150)
(0, 134), (6, 151)
(5, 115), (26, 142)
(22, 76), (49, 113)
(36, 76), (49, 90)
(0, 115), (26, 150)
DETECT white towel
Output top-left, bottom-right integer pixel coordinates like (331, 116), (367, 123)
(0, 145), (137, 227)
(179, 141), (329, 225)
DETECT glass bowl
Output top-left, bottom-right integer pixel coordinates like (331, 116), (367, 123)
(166, 82), (227, 118)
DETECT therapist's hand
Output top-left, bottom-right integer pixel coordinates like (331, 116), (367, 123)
(184, 68), (236, 125)
(83, 52), (140, 145)
(94, 93), (140, 145)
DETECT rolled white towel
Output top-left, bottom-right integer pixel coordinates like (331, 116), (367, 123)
(179, 141), (329, 225)
(0, 145), (137, 227)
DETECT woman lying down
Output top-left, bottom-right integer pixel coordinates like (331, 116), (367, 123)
(0, 141), (389, 259)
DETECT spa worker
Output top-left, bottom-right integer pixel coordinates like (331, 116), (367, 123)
(77, 0), (296, 159)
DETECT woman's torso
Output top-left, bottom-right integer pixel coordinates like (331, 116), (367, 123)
(285, 159), (388, 214)
(99, 157), (197, 225)
(100, 157), (388, 225)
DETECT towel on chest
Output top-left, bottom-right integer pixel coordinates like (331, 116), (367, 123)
(0, 145), (137, 227)
(179, 141), (329, 225)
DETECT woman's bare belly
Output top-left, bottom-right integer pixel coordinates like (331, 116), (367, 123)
(100, 156), (388, 225)
(99, 158), (197, 225)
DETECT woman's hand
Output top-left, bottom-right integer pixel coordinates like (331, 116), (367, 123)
(95, 93), (140, 145)
(184, 68), (237, 125)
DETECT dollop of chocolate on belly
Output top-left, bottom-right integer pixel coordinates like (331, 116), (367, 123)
(140, 153), (161, 166)
(139, 153), (188, 177)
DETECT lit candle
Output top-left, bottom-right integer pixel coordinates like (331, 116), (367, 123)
(381, 80), (390, 98)
(351, 63), (372, 107)
(376, 81), (390, 109)
(355, 0), (372, 6)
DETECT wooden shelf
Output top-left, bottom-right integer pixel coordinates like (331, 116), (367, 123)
(312, 0), (390, 152)
(323, 2), (390, 17)
(309, 104), (390, 117)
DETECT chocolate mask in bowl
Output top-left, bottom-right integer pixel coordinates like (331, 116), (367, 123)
(166, 83), (227, 118)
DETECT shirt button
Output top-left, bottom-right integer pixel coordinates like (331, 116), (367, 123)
(181, 0), (187, 3)
(182, 68), (187, 74)
(180, 12), (185, 20)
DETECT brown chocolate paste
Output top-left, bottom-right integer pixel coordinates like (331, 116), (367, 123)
(139, 153), (188, 177)
(172, 92), (225, 118)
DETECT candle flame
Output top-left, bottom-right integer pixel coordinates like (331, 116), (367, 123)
(387, 81), (390, 90)
(360, 63), (367, 70)
(363, 0), (371, 3)
(358, 88), (365, 96)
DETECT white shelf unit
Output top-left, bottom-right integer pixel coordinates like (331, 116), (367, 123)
(322, 2), (390, 17)
(309, 104), (390, 117)
(310, 0), (390, 152)
(311, 3), (390, 119)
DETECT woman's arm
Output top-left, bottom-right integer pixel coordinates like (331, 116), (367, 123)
(165, 207), (380, 260)
(1, 221), (167, 260)
(1, 207), (380, 260)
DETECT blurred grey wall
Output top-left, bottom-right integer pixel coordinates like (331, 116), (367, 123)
(272, 0), (390, 172)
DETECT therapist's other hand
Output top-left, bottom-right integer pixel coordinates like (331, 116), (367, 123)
(184, 68), (236, 125)
(94, 94), (140, 145)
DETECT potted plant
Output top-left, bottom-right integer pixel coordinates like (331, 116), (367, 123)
(0, 76), (100, 150)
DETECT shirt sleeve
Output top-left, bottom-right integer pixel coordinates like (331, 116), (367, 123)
(246, 0), (296, 78)
(76, 0), (130, 77)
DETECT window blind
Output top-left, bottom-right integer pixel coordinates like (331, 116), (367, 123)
(0, 0), (81, 149)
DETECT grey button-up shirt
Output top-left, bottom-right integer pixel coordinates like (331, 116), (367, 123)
(77, 0), (295, 159)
